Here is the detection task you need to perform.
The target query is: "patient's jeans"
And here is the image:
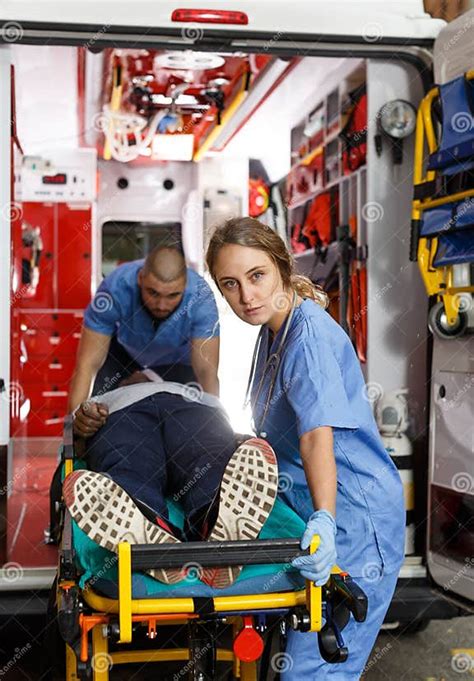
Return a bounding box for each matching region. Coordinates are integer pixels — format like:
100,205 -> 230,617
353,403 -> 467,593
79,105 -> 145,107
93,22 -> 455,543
86,393 -> 237,539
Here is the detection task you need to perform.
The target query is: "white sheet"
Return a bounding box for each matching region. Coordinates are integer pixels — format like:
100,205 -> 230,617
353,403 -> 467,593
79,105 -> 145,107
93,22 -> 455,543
89,380 -> 227,416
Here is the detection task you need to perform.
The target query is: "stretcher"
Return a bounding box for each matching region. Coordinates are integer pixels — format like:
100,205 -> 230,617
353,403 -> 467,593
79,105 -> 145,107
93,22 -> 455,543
54,418 -> 368,680
410,69 -> 474,338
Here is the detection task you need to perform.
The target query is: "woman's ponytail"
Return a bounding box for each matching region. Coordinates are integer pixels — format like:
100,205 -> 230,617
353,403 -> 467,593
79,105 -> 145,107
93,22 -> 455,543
290,274 -> 329,309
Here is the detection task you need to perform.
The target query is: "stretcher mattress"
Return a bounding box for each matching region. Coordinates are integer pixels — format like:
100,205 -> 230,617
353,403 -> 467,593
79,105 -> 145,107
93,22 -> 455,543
71,476 -> 306,598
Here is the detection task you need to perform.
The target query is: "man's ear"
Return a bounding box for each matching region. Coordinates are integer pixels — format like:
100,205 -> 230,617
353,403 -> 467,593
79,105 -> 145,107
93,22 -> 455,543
137,268 -> 143,286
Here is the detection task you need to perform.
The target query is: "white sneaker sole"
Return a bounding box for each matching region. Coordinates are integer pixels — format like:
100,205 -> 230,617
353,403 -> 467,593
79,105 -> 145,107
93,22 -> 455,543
62,470 -> 184,585
202,438 -> 278,588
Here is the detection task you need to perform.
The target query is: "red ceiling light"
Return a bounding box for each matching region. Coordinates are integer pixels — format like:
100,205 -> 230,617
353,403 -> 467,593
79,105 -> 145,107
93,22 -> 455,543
171,9 -> 248,25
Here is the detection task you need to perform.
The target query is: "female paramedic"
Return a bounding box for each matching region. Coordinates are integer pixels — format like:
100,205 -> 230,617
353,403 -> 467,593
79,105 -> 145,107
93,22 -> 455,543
206,217 -> 406,679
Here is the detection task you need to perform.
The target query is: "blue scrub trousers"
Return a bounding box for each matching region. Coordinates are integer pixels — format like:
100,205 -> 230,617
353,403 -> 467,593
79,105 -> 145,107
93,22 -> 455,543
85,393 -> 237,538
282,568 -> 400,680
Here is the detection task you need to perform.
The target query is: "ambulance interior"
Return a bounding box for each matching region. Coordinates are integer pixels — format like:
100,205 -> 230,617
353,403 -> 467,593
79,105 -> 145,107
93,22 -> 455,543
4,40 -> 466,601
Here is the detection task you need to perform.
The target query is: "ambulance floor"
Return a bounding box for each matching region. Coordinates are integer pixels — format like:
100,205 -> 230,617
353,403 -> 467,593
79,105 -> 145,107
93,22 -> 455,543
6,438 -> 58,568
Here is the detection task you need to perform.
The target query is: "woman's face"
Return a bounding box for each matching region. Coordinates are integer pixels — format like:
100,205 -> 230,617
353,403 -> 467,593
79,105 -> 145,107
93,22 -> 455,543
213,244 -> 287,326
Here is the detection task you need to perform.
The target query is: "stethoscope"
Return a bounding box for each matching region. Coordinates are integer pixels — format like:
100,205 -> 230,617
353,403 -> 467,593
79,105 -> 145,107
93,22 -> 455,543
244,290 -> 298,437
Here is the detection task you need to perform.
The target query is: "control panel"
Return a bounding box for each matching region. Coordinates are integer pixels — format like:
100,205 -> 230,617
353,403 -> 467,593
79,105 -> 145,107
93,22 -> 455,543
21,148 -> 97,202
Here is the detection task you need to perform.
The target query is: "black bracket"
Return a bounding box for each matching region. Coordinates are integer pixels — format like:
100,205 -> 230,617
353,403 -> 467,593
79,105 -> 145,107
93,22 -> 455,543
318,573 -> 368,663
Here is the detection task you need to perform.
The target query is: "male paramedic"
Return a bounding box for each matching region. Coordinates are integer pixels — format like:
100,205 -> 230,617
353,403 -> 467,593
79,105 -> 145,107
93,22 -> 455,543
68,244 -> 220,437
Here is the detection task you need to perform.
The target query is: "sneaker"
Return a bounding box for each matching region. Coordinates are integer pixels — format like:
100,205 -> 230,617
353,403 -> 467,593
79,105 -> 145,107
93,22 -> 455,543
62,470 -> 184,585
200,438 -> 278,589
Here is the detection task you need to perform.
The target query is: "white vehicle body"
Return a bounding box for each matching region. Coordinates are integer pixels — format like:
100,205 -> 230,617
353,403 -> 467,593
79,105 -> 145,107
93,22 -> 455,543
0,1 -> 471,625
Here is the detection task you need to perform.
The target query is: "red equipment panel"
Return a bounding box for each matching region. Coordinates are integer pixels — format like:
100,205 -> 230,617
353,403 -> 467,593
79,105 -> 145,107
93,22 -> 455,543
20,355 -> 78,386
11,208 -> 87,436
19,311 -> 83,335
18,202 -> 56,309
57,203 -> 93,308
21,408 -> 67,438
21,326 -> 81,357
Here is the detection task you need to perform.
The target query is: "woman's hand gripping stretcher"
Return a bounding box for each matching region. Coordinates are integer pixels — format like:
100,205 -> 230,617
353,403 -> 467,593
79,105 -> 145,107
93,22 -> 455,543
291,509 -> 337,586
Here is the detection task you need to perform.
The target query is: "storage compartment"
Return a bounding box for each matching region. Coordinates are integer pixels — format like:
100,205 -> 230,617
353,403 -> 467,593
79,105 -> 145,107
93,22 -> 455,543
57,203 -> 93,308
19,311 -> 83,335
19,354 -> 78,385
21,327 -> 81,357
18,202 -> 56,309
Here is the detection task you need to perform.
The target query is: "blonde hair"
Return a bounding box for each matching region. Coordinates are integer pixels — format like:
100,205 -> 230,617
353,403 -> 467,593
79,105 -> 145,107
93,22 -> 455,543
206,217 -> 329,308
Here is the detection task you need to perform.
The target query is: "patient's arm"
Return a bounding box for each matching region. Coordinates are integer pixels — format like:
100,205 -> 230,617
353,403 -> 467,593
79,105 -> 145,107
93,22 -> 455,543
73,401 -> 109,439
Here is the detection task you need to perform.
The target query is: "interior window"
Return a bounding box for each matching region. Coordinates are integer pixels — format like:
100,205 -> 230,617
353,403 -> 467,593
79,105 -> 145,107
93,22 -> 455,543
101,220 -> 182,276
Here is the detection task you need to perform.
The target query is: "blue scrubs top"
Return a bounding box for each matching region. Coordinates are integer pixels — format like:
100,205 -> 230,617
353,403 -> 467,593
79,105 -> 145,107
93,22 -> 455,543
84,260 -> 219,367
251,299 -> 405,577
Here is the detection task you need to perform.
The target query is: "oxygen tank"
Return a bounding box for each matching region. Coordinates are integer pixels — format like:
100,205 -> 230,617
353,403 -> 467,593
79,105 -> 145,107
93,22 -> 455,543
376,388 -> 415,555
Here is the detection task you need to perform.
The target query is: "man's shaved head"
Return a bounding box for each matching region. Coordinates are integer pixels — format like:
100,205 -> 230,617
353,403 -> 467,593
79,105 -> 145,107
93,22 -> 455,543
138,246 -> 187,320
143,245 -> 186,283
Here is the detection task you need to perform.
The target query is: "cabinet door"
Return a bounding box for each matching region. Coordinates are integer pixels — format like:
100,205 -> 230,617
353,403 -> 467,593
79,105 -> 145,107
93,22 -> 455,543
57,203 -> 92,308
18,202 -> 56,309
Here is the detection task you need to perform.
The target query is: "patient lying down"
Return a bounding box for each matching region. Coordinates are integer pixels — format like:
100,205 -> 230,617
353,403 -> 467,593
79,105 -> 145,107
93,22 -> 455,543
63,379 -> 278,589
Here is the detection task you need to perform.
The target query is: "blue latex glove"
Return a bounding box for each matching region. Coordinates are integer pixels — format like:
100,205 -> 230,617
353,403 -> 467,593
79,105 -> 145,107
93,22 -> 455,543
291,509 -> 337,586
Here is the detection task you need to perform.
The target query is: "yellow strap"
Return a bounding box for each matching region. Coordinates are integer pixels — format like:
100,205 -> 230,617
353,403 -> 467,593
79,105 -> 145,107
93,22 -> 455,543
103,65 -> 123,161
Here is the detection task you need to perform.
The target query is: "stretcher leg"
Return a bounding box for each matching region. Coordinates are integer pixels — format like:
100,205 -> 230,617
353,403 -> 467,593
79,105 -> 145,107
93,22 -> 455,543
240,661 -> 258,681
92,624 -> 110,681
66,643 -> 79,680
232,617 -> 241,679
189,620 -> 217,680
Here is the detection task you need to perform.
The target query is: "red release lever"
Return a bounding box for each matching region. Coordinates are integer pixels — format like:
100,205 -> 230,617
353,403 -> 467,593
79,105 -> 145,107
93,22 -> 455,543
233,616 -> 264,662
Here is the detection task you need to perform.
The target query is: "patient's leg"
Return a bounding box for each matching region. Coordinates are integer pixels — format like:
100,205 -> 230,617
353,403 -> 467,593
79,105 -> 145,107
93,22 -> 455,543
158,393 -> 237,538
86,395 -> 170,523
63,469 -> 184,584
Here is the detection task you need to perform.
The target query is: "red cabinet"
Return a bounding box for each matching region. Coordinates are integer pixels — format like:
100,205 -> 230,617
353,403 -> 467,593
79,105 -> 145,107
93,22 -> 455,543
57,203 -> 92,308
13,202 -> 92,310
10,201 -> 92,436
16,202 -> 56,309
12,310 -> 83,436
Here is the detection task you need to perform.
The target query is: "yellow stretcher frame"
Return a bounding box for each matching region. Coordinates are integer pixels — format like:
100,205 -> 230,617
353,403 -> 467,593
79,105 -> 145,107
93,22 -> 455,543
60,533 -> 336,681
58,418 -> 361,681
411,69 -> 474,328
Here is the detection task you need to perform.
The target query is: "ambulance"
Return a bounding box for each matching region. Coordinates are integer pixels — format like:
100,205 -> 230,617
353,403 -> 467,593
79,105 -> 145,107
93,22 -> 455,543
0,0 -> 472,635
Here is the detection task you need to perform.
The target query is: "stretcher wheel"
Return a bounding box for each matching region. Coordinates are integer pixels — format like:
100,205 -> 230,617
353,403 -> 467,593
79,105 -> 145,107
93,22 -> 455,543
428,301 -> 468,339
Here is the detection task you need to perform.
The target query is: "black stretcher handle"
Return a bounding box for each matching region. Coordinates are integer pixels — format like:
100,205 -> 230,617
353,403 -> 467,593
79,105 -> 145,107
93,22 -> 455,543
332,574 -> 368,622
130,538 -> 305,569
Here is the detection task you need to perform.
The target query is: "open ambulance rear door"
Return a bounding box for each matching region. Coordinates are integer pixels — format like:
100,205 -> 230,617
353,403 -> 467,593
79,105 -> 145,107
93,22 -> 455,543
421,9 -> 474,608
0,1 -> 470,630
